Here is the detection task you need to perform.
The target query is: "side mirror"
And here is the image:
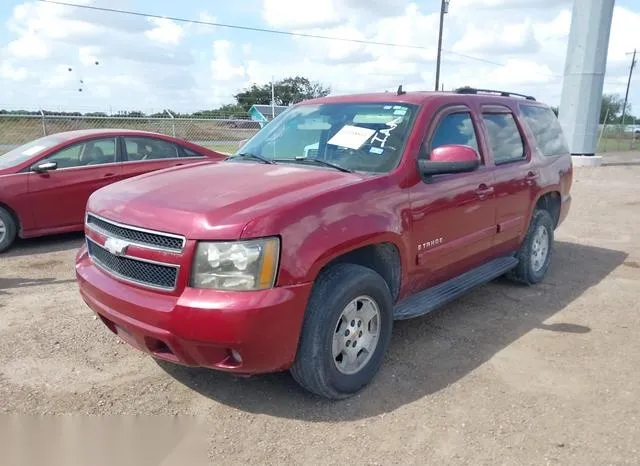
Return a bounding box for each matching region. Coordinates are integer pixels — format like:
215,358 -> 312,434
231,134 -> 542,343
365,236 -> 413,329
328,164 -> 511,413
419,145 -> 480,177
33,161 -> 58,173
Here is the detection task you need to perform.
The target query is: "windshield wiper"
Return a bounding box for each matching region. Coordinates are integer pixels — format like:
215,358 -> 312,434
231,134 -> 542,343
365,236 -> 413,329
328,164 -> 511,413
290,156 -> 354,173
229,152 -> 276,165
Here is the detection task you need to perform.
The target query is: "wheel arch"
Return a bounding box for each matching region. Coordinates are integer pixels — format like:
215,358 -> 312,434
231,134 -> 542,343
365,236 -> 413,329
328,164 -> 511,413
533,190 -> 561,228
0,201 -> 21,236
307,235 -> 405,304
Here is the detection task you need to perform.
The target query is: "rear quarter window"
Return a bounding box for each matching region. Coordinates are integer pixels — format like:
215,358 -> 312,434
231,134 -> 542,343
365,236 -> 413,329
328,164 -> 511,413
481,113 -> 525,164
519,105 -> 570,157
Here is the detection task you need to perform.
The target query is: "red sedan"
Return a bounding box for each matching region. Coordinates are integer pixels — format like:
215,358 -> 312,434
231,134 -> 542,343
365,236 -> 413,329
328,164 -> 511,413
0,129 -> 226,252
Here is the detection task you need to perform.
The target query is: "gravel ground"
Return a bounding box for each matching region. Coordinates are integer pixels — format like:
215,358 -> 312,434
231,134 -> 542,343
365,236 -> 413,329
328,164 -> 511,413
1,161 -> 640,465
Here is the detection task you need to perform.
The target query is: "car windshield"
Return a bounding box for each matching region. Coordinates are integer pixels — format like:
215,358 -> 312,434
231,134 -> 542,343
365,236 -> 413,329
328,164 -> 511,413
231,102 -> 419,173
0,134 -> 66,169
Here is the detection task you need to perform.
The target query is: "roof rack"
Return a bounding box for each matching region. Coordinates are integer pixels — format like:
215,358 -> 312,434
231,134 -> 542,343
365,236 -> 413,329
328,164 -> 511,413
455,87 -> 536,101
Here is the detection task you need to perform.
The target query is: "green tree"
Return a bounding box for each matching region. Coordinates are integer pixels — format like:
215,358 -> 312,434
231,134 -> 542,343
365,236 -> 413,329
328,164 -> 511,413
234,76 -> 331,111
192,104 -> 246,119
600,93 -> 632,124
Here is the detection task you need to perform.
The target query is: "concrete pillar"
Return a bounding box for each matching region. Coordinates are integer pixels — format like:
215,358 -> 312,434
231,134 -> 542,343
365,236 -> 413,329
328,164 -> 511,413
558,0 -> 615,167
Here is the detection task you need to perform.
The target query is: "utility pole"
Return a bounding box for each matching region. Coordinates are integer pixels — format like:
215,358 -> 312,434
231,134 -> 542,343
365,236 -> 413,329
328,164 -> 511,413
434,0 -> 450,91
621,49 -> 636,128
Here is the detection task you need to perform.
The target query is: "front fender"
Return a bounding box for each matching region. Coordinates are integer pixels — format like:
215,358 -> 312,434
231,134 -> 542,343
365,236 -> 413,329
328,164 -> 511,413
239,174 -> 412,287
302,229 -> 409,286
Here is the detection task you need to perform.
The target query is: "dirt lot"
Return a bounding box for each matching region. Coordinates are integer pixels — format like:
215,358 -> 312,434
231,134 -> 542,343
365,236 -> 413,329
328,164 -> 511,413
1,158 -> 640,465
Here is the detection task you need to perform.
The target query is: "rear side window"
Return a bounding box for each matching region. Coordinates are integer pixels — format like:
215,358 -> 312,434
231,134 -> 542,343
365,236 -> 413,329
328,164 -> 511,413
181,147 -> 204,157
482,113 -> 525,164
430,112 -> 479,154
123,137 -> 178,161
520,105 -> 570,157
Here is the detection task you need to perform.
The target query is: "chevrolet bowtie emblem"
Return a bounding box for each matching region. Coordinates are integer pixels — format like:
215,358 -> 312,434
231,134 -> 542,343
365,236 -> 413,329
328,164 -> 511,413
104,237 -> 129,256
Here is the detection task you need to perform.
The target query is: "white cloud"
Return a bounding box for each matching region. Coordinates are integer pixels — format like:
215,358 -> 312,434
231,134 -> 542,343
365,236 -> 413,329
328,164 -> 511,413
262,0 -> 344,28
145,18 -> 184,45
211,40 -> 245,81
606,6 -> 640,64
0,61 -> 28,81
453,20 -> 540,55
0,0 -> 638,115
262,0 -> 412,29
78,46 -> 99,66
7,34 -> 50,60
0,0 -> 201,111
454,0 -> 572,9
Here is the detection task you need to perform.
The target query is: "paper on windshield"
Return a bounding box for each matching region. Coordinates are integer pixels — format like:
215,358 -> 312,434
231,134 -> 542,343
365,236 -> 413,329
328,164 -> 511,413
21,145 -> 47,156
327,125 -> 376,150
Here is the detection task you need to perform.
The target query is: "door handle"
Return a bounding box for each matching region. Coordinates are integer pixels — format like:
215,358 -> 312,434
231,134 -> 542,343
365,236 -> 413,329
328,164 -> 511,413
174,163 -> 184,167
475,184 -> 494,197
103,173 -> 115,178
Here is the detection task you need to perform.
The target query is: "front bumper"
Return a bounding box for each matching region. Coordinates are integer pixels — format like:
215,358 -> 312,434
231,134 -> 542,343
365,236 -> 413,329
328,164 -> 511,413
75,245 -> 312,374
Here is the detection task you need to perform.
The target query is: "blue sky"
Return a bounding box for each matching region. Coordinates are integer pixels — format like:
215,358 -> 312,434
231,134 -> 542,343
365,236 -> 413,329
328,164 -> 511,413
1,0 -> 638,114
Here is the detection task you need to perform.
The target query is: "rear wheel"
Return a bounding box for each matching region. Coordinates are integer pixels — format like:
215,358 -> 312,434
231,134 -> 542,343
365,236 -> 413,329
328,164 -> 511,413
0,207 -> 17,253
290,263 -> 393,400
507,209 -> 554,285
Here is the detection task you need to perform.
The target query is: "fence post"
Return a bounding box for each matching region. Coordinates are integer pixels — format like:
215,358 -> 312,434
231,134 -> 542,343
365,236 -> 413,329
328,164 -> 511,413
40,110 -> 47,136
165,109 -> 176,137
597,107 -> 609,152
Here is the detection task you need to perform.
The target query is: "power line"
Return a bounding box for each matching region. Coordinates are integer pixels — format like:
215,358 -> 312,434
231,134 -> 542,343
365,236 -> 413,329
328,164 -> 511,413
38,0 -> 561,78
38,0 -> 434,51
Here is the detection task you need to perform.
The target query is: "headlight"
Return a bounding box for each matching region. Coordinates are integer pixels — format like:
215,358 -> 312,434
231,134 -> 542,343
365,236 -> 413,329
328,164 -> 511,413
191,237 -> 280,291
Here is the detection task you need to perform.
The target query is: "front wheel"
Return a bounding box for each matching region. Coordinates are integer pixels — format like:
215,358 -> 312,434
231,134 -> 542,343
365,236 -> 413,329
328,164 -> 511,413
290,263 -> 393,400
0,207 -> 17,253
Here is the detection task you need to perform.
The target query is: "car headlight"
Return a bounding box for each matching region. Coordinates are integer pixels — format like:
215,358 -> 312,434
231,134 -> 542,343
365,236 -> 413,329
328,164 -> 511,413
191,237 -> 280,291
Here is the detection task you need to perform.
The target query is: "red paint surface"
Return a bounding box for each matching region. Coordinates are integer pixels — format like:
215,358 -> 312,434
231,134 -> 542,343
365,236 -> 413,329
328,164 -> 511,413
76,92 -> 573,374
0,129 -> 225,239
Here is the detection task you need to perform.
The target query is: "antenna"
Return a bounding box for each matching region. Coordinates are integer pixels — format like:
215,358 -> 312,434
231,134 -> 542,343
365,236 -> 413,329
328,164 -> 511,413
397,85 -> 406,96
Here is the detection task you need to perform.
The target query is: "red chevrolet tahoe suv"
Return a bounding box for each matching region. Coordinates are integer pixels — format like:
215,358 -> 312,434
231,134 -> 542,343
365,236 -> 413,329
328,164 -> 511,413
75,88 -> 573,400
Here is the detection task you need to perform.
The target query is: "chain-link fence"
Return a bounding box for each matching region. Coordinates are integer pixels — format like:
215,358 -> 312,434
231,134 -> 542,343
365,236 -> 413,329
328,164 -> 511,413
0,113 -> 263,155
596,124 -> 640,153
3,112 -> 639,156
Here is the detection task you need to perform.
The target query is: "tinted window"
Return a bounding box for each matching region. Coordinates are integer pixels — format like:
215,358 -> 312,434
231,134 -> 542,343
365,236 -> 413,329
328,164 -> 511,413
124,137 -> 178,161
430,112 -> 479,154
42,138 -> 117,168
520,105 -> 570,156
181,147 -> 204,157
482,113 -> 525,164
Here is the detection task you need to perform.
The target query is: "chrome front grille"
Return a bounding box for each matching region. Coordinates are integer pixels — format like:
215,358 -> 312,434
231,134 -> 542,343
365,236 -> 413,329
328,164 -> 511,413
87,239 -> 179,291
86,213 -> 185,253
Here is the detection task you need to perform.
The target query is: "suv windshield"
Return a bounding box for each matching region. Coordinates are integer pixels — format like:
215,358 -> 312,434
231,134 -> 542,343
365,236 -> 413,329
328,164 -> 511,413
0,134 -> 66,169
232,102 -> 419,173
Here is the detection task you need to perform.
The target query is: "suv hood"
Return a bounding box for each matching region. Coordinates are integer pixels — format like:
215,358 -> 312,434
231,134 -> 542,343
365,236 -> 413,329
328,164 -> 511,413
87,161 -> 363,239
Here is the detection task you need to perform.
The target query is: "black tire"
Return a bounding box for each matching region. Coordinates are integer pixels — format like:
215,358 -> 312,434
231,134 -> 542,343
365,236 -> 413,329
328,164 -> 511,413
507,209 -> 554,285
290,263 -> 393,400
0,207 -> 17,253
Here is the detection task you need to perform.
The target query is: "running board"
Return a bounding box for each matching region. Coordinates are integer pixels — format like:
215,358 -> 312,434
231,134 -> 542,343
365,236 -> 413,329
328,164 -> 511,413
393,256 -> 519,320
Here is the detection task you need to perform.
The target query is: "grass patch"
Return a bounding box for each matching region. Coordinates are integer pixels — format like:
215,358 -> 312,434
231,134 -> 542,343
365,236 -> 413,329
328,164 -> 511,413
203,143 -> 239,155
0,116 -> 260,146
597,137 -> 639,153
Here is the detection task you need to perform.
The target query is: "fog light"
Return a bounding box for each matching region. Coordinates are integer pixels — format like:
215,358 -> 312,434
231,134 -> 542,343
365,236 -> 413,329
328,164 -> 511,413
231,349 -> 243,363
